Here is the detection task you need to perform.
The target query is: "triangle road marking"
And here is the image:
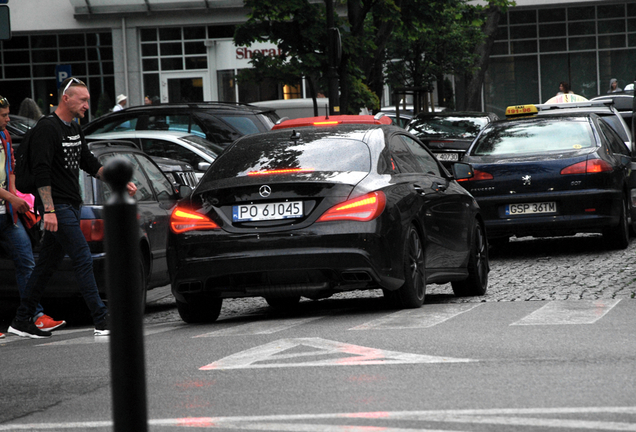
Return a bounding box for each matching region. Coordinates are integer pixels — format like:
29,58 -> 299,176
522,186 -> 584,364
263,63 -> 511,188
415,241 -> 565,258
199,337 -> 476,370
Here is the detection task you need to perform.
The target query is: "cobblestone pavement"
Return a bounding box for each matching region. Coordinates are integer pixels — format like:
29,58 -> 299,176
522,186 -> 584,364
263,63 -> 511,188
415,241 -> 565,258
144,233 -> 636,325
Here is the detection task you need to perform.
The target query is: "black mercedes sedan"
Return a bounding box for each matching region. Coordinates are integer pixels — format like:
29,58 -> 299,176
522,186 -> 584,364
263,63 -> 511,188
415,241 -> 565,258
460,111 -> 633,249
167,124 -> 489,323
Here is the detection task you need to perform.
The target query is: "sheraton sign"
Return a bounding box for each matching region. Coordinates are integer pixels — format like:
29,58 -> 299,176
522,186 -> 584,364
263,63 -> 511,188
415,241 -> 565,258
236,47 -> 284,60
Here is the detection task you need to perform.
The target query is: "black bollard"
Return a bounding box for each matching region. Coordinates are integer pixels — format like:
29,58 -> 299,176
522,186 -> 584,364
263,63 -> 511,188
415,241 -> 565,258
103,158 -> 148,432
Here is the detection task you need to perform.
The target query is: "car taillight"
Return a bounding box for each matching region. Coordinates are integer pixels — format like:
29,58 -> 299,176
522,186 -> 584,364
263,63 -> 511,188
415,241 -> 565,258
457,169 -> 493,182
80,219 -> 105,242
561,158 -> 613,175
317,191 -> 386,222
170,207 -> 219,234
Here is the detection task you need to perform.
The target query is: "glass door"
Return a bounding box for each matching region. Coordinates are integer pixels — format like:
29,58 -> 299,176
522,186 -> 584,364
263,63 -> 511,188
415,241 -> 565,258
160,72 -> 210,103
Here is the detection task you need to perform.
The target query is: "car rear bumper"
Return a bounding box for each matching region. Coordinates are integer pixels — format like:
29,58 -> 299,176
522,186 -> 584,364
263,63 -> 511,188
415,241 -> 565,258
474,189 -> 622,238
168,229 -> 403,301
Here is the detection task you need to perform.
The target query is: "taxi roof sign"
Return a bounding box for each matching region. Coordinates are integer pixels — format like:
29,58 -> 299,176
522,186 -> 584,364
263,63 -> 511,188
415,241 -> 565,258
505,105 -> 538,118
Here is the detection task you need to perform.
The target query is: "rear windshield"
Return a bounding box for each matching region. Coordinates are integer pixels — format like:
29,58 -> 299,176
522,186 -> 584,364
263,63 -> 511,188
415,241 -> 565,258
408,116 -> 490,138
471,119 -> 596,156
205,137 -> 371,181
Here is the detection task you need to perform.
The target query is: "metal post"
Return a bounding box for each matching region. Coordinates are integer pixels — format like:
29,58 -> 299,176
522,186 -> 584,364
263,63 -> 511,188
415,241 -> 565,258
103,158 -> 148,432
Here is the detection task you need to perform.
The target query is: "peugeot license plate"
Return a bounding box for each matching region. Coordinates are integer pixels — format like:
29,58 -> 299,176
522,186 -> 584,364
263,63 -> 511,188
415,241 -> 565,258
505,202 -> 557,216
233,201 -> 303,222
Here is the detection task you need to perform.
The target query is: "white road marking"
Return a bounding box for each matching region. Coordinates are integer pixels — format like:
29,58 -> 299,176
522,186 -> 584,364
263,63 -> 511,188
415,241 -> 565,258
350,303 -> 482,330
194,317 -> 323,338
35,323 -> 182,346
199,337 -> 475,370
511,299 -> 621,326
3,406 -> 636,430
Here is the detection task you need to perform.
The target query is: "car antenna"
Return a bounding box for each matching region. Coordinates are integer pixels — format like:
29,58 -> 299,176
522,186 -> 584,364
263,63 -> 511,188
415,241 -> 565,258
290,130 -> 301,140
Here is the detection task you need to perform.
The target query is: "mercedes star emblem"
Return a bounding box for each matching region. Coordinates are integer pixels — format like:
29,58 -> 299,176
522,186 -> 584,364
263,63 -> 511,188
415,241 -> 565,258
259,185 -> 272,198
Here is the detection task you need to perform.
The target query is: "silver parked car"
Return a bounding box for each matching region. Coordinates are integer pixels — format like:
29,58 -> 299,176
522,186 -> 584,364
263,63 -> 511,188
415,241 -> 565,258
86,130 -> 221,182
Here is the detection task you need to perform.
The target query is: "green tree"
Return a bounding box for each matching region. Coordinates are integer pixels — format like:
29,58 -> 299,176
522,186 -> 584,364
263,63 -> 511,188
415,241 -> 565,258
235,0 -> 513,114
383,0 -> 485,111
235,0 -> 384,115
458,0 -> 515,111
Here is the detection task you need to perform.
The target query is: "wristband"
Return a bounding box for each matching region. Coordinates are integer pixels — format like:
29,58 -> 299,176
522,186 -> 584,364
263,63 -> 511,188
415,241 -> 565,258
44,210 -> 56,214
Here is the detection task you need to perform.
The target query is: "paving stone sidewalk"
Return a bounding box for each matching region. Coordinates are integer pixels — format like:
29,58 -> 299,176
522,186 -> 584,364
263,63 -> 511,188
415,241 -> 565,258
145,234 -> 636,324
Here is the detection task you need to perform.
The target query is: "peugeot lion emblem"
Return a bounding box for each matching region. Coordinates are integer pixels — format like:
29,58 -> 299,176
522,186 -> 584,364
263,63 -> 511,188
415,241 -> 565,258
522,175 -> 531,186
259,185 -> 272,198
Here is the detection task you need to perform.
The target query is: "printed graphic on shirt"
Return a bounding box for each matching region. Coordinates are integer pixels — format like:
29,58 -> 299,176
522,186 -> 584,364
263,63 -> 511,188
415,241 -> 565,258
62,134 -> 82,170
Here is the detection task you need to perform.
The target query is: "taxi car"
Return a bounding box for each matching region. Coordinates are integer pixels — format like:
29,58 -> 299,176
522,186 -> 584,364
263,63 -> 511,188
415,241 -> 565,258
167,123 -> 489,323
459,104 -> 633,249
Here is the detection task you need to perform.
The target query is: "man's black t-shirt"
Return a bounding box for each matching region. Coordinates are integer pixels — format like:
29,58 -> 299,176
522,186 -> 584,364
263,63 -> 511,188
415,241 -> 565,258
30,113 -> 102,207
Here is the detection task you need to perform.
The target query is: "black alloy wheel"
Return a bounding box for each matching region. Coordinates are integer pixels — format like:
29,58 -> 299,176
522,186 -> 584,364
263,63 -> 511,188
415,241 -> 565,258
384,224 -> 426,308
452,221 -> 489,296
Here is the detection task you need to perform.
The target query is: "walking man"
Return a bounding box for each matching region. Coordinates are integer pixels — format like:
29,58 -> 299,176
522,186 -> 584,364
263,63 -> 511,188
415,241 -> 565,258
0,95 -> 66,336
8,78 -> 136,338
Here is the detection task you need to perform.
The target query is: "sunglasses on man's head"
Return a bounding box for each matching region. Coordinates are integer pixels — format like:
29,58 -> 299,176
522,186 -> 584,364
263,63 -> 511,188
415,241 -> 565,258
62,77 -> 86,96
0,97 -> 9,108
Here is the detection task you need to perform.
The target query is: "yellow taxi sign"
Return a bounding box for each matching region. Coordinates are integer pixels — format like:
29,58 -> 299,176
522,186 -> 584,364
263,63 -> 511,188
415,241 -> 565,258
505,105 -> 538,117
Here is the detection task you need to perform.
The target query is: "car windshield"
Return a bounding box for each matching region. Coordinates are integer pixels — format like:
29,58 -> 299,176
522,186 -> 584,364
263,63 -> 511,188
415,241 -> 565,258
408,116 -> 489,138
205,137 -> 371,181
471,118 -> 596,157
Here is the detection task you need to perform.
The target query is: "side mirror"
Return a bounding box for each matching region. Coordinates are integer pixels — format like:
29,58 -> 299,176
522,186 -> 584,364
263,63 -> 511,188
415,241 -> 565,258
197,162 -> 211,172
178,184 -> 192,199
452,162 -> 474,181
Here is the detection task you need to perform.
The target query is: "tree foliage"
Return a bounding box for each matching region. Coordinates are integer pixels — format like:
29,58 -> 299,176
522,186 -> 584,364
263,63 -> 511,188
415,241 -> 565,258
235,0 -> 514,114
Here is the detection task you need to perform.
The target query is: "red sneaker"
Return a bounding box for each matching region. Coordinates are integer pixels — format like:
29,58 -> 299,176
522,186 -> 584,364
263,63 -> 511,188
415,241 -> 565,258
35,314 -> 67,332
0,332 -> 5,338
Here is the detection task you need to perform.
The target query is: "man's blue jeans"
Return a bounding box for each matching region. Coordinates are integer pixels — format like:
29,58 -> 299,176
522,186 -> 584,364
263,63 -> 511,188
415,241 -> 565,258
16,204 -> 108,325
0,212 -> 43,317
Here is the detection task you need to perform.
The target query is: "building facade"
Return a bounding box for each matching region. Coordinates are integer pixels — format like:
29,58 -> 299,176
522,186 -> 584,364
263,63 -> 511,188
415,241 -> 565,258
0,0 -> 633,120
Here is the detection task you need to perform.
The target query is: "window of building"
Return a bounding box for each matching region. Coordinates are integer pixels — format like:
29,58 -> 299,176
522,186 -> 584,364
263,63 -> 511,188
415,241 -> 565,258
0,31 -> 114,120
486,2 -> 635,118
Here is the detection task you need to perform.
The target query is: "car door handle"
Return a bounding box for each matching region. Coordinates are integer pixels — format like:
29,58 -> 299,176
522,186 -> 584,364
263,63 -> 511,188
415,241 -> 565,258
413,185 -> 426,196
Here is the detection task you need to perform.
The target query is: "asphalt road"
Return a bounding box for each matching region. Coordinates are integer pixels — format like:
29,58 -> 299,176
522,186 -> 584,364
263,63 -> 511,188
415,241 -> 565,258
1,233 -> 635,431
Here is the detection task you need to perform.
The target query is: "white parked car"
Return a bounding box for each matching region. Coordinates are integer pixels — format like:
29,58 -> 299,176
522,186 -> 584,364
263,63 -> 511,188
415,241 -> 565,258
86,130 -> 221,182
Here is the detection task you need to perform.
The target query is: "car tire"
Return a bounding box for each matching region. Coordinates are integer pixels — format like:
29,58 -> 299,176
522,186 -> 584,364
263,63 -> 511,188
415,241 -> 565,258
603,197 -> 629,250
452,222 -> 489,297
265,296 -> 301,310
384,224 -> 426,309
176,295 -> 223,323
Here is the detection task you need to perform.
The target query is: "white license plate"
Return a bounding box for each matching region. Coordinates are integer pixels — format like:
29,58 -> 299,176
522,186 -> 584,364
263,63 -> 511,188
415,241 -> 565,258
233,201 -> 303,222
505,202 -> 557,216
435,153 -> 459,161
